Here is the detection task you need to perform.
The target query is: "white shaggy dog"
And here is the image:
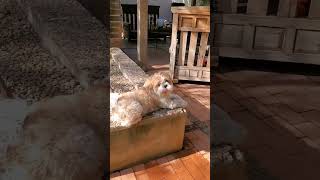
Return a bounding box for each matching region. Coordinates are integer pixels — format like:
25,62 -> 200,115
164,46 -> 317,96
110,72 -> 187,128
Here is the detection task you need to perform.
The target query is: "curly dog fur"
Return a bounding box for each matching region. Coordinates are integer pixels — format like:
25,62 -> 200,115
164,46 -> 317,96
111,72 -> 187,127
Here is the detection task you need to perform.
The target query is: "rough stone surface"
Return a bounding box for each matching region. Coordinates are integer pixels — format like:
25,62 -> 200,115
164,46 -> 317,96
110,58 -> 135,93
17,0 -> 107,88
111,48 -> 148,88
0,1 -> 108,177
0,0 -> 80,103
110,108 -> 186,132
213,145 -> 245,164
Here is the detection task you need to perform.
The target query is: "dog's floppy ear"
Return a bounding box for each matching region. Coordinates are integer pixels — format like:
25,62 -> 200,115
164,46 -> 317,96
143,71 -> 173,88
143,74 -> 156,88
159,71 -> 172,78
143,72 -> 163,88
158,71 -> 173,84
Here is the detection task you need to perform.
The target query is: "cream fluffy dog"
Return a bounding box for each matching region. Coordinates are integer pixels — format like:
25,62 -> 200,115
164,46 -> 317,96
111,72 -> 187,127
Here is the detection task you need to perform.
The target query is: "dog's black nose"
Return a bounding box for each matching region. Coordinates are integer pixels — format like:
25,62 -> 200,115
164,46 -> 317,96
163,84 -> 167,88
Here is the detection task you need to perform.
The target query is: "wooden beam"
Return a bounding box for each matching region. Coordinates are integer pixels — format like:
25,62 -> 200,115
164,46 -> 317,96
169,13 -> 179,80
137,0 -> 148,69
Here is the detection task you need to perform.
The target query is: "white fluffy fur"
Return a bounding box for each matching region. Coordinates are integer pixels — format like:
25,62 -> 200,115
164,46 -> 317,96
110,72 -> 187,128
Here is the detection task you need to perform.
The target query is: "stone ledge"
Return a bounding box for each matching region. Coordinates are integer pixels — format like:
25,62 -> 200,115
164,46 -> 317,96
16,0 -> 107,88
110,108 -> 186,132
110,47 -> 148,88
110,108 -> 187,172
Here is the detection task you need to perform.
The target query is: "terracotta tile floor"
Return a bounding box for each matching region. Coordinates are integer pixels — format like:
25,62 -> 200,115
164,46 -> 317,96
111,40 -> 210,179
215,59 -> 320,180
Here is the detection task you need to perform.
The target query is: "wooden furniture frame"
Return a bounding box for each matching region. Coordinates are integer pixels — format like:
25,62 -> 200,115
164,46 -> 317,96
169,6 -> 210,82
121,4 -> 171,40
215,0 -> 320,65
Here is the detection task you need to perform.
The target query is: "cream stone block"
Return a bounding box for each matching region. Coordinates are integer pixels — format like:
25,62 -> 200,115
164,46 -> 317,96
110,108 -> 187,172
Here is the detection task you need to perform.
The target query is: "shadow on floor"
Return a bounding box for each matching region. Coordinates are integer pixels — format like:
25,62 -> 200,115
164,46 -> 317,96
121,39 -> 170,70
215,57 -> 320,180
217,57 -> 320,76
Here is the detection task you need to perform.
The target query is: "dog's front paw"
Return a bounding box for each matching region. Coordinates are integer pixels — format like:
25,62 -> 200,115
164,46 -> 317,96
171,95 -> 188,108
167,99 -> 188,109
174,100 -> 188,108
168,103 -> 176,109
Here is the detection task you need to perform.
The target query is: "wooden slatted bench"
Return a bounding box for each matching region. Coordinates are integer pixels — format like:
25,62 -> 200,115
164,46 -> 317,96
169,6 -> 211,82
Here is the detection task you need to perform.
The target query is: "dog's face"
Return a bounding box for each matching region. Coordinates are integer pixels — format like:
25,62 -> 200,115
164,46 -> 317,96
143,72 -> 173,97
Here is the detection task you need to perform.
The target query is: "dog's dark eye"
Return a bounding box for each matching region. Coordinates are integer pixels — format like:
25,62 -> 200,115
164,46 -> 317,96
165,79 -> 172,85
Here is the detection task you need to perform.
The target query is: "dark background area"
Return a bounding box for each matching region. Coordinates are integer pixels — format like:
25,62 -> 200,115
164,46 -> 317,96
77,0 -> 108,27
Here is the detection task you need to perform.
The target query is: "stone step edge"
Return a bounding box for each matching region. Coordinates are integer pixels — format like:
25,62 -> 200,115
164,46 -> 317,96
15,0 -> 90,89
110,47 -> 148,88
